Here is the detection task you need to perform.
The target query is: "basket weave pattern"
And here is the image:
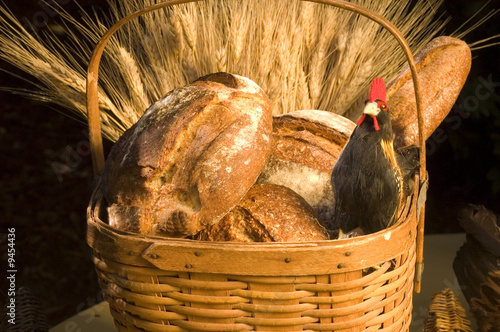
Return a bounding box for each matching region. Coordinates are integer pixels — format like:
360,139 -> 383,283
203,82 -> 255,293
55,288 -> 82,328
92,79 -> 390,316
424,288 -> 473,332
88,184 -> 418,331
94,255 -> 415,331
1,287 -> 49,332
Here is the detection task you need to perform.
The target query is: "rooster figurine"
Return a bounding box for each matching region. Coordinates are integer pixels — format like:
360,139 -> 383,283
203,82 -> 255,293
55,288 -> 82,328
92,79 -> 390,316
331,78 -> 404,236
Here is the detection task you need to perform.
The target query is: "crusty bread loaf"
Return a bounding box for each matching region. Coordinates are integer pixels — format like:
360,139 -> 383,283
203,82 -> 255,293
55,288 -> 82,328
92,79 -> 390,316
387,36 -> 471,147
102,73 -> 273,237
257,110 -> 355,222
197,184 -> 329,242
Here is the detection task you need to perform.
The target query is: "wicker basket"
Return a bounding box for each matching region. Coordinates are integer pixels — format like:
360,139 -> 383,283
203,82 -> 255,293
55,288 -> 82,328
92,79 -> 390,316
86,1 -> 428,331
424,288 -> 473,332
0,287 -> 49,332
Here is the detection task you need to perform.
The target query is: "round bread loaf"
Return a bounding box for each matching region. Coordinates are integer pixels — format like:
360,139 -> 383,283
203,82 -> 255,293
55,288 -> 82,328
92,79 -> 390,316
197,184 -> 329,242
102,72 -> 273,237
257,110 -> 355,223
387,36 -> 471,147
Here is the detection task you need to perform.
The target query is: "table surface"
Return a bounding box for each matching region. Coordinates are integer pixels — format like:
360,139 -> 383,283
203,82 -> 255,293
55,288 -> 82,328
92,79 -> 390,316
50,233 -> 475,332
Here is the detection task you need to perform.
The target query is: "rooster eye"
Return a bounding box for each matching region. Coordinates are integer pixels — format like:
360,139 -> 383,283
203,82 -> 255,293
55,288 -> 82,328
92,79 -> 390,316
380,103 -> 387,111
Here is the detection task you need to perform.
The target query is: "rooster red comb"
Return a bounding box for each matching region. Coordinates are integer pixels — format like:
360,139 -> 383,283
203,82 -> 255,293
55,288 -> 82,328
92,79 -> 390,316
369,77 -> 386,102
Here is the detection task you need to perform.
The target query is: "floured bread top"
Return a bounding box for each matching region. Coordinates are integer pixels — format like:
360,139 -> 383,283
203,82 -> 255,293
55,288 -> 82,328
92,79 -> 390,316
102,72 -> 273,237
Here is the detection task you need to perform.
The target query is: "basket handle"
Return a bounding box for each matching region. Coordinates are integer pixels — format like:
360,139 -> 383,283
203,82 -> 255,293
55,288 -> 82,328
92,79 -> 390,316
86,0 -> 427,292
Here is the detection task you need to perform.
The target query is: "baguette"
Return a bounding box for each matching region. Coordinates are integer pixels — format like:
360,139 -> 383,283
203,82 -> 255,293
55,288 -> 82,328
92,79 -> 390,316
387,36 -> 471,147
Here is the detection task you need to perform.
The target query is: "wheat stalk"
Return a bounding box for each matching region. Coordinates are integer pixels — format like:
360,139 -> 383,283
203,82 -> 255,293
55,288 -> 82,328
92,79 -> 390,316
295,55 -> 313,111
300,2 -> 317,55
0,0 -> 467,142
117,46 -> 149,114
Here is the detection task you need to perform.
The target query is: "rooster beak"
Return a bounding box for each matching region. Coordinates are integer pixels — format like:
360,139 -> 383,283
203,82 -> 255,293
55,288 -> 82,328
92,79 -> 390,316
363,101 -> 380,116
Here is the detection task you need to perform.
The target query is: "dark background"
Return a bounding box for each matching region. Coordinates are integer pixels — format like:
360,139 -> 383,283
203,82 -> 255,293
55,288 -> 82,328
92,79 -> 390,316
0,0 -> 499,328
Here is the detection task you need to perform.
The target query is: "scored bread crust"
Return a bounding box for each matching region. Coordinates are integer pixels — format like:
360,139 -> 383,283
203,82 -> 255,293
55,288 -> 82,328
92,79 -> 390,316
271,110 -> 355,173
102,73 -> 273,236
258,110 -> 355,223
197,184 -> 329,242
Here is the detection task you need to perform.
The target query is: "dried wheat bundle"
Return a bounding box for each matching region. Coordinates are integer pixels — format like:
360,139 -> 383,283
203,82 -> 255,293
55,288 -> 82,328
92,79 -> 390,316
0,0 -> 453,141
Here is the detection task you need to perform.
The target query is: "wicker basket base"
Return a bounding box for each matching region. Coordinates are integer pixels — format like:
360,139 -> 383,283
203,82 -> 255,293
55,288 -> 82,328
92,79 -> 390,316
95,252 -> 415,332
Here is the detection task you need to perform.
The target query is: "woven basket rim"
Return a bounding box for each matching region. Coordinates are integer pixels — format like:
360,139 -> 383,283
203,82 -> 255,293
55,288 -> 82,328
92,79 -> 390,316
87,175 -> 418,276
89,178 -> 416,245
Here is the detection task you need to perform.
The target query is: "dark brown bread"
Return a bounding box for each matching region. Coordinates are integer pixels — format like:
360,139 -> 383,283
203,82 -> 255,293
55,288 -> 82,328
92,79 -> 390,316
258,110 -> 355,222
197,184 -> 329,242
102,73 -> 273,237
387,36 -> 471,147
